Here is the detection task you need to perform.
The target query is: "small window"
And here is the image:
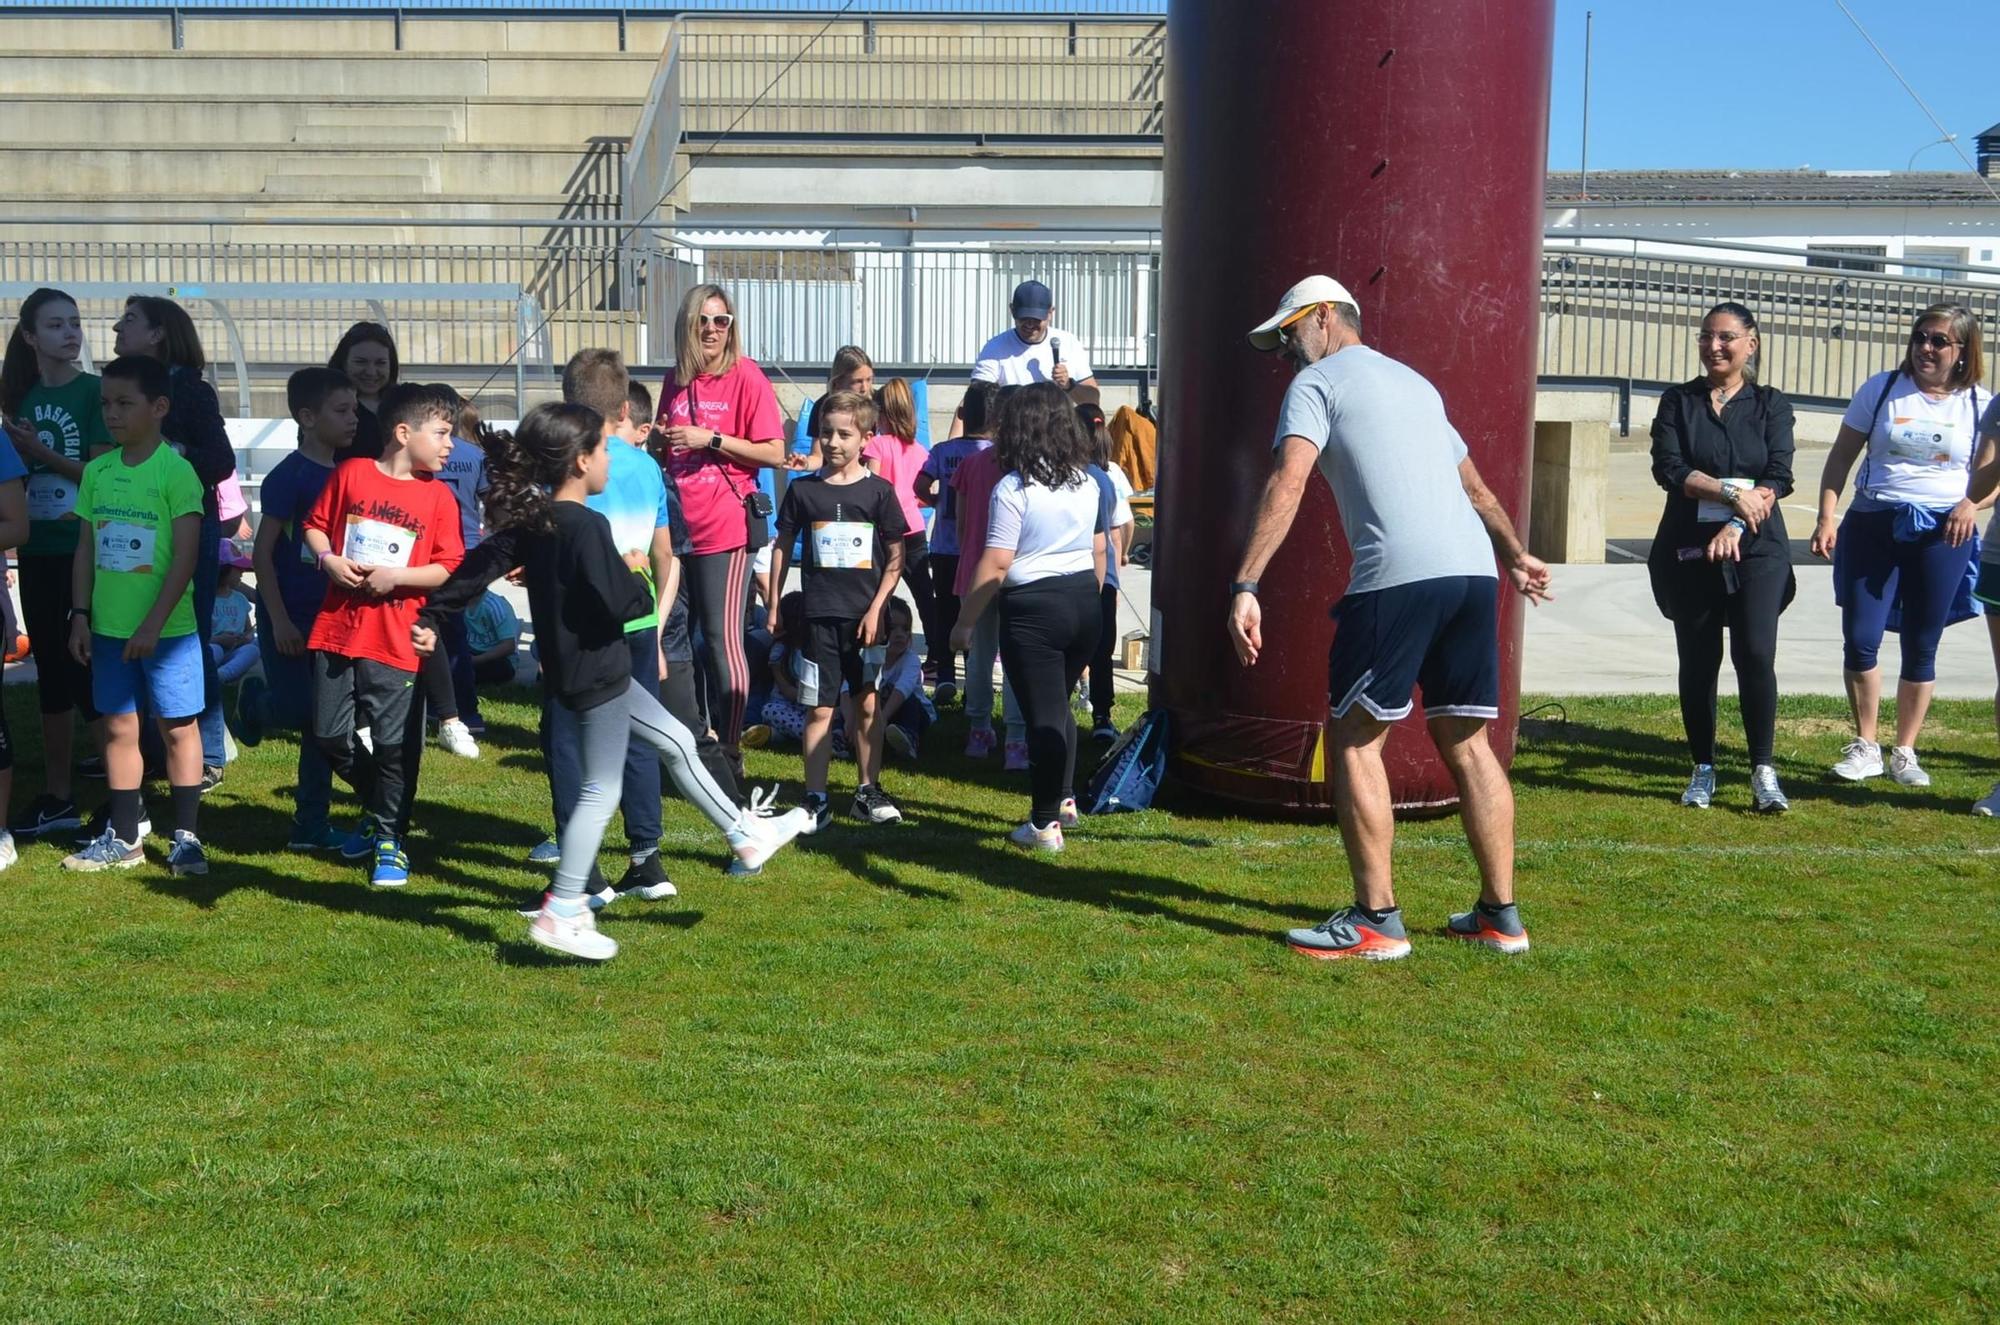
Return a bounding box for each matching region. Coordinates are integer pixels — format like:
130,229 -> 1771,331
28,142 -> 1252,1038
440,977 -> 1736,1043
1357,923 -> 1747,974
1806,244 -> 1888,274
1901,246 -> 1964,280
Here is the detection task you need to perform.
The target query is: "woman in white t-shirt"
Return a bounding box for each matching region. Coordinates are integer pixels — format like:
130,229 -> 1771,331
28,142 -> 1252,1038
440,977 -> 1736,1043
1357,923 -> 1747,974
949,382 -> 1106,852
1812,303 -> 1993,788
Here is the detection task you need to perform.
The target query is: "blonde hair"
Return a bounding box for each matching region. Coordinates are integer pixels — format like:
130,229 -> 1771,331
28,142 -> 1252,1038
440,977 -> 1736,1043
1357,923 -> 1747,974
674,284 -> 740,383
877,377 -> 917,443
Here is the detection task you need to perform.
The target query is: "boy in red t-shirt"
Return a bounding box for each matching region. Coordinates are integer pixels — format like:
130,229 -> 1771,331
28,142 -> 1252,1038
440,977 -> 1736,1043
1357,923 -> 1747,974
301,383 -> 465,886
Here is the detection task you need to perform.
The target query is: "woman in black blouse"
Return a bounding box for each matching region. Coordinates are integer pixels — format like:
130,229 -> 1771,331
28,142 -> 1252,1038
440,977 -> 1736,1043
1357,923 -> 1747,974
1647,301 -> 1797,812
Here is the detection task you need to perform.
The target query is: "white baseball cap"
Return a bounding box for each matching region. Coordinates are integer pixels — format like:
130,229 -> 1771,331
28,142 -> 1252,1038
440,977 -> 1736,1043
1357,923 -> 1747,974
1247,275 -> 1360,352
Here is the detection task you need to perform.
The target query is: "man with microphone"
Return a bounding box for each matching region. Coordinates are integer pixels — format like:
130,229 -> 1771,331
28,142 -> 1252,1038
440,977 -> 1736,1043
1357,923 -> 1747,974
972,280 -> 1099,392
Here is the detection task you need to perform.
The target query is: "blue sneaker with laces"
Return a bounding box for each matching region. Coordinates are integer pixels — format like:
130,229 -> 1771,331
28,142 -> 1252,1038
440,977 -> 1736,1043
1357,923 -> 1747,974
341,816 -> 378,860
371,836 -> 410,888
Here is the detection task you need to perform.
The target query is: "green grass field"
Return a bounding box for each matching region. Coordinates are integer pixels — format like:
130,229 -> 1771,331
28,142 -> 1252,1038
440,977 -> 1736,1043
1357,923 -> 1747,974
1,687 -> 1995,1322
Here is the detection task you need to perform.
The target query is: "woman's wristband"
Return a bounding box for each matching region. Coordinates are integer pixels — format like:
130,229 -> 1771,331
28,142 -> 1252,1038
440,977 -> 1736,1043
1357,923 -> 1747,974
1727,517 -> 1748,534
316,548 -> 332,565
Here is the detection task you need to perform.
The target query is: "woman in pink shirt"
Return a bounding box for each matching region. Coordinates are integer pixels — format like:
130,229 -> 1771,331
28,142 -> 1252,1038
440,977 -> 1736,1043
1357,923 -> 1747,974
863,378 -> 944,689
651,284 -> 787,771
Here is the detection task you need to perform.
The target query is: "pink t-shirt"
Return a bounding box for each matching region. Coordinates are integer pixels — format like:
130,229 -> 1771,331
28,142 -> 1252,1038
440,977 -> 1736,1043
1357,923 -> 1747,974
949,445 -> 1006,597
862,432 -> 930,536
656,357 -> 784,556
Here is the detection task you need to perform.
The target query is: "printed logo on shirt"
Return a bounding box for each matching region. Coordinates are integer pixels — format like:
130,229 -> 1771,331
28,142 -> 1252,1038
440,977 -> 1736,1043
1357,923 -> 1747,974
812,519 -> 875,570
31,402 -> 82,460
343,514 -> 416,568
1884,416 -> 1965,467
95,520 -> 156,574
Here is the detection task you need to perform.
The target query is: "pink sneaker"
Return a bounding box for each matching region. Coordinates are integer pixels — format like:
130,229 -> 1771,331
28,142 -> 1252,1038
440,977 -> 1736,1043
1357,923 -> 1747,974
964,728 -> 997,759
1057,797 -> 1080,829
1003,740 -> 1030,772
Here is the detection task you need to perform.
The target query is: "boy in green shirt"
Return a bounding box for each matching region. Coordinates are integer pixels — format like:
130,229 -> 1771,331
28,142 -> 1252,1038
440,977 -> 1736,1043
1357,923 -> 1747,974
61,356 -> 208,876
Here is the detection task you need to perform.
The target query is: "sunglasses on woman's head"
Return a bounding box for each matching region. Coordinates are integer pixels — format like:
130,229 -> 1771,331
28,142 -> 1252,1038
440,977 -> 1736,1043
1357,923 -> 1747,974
1912,331 -> 1959,350
699,313 -> 734,330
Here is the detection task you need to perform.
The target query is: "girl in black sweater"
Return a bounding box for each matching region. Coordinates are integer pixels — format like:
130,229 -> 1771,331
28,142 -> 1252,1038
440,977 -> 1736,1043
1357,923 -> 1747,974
418,403 -> 810,962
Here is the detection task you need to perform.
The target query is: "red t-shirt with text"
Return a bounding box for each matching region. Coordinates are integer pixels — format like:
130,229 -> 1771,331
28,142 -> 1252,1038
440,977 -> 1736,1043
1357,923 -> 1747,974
304,457 -> 465,672
656,357 -> 784,556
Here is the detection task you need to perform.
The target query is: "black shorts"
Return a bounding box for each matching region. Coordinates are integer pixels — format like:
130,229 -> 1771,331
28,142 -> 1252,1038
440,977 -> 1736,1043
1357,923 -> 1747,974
799,617 -> 867,709
1328,575 -> 1500,723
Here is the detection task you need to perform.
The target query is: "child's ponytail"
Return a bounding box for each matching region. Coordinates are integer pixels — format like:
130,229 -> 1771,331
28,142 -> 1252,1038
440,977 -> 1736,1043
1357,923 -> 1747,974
482,401 -> 603,536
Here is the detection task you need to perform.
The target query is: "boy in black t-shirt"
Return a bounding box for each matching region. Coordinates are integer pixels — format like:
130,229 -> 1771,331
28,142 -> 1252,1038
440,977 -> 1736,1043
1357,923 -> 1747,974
770,390 -> 906,829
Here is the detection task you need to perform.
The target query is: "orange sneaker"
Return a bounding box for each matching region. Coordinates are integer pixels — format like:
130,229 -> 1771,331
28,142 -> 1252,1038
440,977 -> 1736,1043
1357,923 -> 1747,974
4,634 -> 27,664
1286,907 -> 1411,961
1446,902 -> 1530,954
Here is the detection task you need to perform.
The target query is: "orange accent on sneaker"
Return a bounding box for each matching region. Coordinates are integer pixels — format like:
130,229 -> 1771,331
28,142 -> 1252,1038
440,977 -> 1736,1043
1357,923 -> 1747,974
1288,928 -> 1412,961
1451,921 -> 1531,954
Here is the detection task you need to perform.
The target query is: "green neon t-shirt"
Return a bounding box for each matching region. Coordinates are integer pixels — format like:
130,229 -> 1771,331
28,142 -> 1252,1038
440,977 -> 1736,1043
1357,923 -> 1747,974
74,443 -> 205,639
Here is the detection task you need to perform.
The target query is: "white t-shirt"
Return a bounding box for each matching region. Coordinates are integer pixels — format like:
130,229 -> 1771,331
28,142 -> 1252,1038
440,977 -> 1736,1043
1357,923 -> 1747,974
1107,462 -> 1135,528
987,470 -> 1103,585
970,327 -> 1095,387
1843,371 -> 1985,509
1274,345 -> 1495,594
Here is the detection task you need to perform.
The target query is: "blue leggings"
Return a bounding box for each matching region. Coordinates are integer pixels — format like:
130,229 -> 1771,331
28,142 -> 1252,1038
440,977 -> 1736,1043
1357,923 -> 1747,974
1839,507 -> 1975,682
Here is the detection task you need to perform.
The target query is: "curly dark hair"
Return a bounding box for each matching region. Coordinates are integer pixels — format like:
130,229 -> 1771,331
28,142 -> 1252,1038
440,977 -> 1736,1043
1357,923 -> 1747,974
483,401 -> 605,535
995,380 -> 1090,489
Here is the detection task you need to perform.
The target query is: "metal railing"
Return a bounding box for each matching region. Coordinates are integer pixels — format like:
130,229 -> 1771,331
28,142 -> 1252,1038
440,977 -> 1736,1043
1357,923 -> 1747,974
1542,234 -> 2000,402
11,224 -> 2000,411
677,27 -> 1165,138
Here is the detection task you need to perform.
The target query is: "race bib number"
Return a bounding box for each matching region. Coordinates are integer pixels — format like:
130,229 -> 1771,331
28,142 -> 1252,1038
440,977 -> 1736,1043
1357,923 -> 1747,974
1696,478 -> 1755,523
343,515 -> 416,569
793,653 -> 823,709
27,473 -> 77,522
96,520 -> 156,574
1883,417 -> 1966,468
812,519 -> 874,570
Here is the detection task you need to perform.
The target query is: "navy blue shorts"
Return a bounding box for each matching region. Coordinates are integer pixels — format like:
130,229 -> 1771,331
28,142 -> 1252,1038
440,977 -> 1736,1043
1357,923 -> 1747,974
1328,575 -> 1501,723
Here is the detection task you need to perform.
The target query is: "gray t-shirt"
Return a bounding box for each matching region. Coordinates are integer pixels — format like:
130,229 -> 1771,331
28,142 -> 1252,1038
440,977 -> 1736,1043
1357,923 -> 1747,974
1274,345 -> 1495,593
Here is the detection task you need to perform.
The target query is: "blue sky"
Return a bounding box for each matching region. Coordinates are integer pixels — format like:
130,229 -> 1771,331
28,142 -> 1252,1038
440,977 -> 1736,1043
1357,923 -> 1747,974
1547,0 -> 1997,172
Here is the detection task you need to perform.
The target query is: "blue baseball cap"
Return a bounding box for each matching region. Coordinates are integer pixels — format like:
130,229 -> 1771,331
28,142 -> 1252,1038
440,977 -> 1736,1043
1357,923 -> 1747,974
1010,280 -> 1053,319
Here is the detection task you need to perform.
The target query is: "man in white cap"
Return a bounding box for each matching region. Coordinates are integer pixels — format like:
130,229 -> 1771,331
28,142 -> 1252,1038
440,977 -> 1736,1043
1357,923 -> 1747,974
1225,275 -> 1551,961
971,280 -> 1098,391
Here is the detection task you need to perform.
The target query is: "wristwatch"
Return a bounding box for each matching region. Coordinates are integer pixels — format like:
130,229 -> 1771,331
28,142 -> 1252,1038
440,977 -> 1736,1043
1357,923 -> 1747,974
1229,580 -> 1260,597
1719,481 -> 1744,507
708,431 -> 723,451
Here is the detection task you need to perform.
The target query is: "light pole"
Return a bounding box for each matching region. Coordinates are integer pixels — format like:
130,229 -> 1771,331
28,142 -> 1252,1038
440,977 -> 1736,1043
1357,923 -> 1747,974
1907,133 -> 1958,171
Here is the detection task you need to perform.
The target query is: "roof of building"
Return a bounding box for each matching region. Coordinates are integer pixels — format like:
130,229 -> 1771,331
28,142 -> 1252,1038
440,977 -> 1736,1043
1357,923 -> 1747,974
1545,169 -> 2000,205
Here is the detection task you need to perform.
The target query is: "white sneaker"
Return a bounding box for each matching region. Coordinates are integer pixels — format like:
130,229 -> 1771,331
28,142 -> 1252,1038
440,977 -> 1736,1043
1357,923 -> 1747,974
1888,746 -> 1930,787
1007,820 -> 1064,853
1681,764 -> 1715,809
1973,782 -> 2000,817
1057,797 -> 1081,829
528,896 -> 618,961
437,718 -> 481,760
0,830 -> 15,872
1831,739 -> 1882,781
733,806 -> 813,874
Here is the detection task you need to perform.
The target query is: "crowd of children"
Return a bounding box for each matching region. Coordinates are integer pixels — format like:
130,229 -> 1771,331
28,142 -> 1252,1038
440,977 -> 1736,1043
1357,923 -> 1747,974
0,283 -> 1143,960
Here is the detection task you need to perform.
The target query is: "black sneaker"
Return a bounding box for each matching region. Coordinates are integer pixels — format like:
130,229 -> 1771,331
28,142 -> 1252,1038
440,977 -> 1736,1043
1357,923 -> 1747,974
850,784 -> 903,825
616,852 -> 678,901
74,801 -> 151,847
77,755 -> 106,780
11,793 -> 81,837
199,765 -> 225,796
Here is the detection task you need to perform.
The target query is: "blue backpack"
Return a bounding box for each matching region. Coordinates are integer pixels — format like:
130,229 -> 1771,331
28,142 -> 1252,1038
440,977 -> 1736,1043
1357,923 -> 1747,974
1083,710 -> 1169,815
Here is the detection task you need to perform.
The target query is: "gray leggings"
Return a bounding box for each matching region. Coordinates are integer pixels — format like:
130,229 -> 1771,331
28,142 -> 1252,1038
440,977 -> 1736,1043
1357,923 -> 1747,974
555,678 -> 747,901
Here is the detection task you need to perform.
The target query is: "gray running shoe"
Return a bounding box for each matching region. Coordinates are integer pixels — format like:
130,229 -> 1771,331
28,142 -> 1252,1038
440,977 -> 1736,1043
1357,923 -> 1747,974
1750,764 -> 1789,814
1831,739 -> 1883,781
1974,782 -> 2000,818
1681,764 -> 1716,809
1446,902 -> 1531,954
1888,746 -> 1930,788
1285,906 -> 1411,961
